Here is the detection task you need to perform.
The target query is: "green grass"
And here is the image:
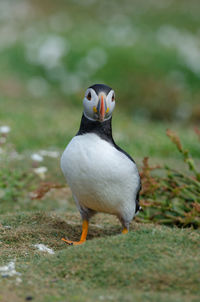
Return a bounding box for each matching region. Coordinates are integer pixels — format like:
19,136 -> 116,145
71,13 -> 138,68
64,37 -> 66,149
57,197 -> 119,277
1,0 -> 200,301
0,212 -> 200,302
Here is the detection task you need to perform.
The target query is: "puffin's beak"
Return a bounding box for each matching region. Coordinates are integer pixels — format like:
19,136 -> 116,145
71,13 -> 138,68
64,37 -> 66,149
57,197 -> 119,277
97,94 -> 107,122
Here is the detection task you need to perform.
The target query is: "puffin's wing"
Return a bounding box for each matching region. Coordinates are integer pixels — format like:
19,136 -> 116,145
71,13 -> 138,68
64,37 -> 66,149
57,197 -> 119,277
114,143 -> 142,214
113,143 -> 136,163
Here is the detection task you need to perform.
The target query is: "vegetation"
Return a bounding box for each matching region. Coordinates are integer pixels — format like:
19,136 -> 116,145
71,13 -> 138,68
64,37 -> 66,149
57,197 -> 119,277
0,0 -> 200,301
139,129 -> 200,228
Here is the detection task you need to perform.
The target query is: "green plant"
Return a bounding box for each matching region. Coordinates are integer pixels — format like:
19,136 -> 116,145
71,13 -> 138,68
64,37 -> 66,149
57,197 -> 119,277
138,129 -> 200,228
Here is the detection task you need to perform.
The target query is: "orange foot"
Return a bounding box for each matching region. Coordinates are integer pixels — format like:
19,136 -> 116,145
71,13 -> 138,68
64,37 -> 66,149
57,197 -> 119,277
122,227 -> 128,234
61,238 -> 85,245
62,220 -> 88,246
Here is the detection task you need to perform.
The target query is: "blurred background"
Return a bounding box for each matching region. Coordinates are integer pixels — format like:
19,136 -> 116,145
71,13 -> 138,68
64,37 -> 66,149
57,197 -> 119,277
0,0 -> 200,160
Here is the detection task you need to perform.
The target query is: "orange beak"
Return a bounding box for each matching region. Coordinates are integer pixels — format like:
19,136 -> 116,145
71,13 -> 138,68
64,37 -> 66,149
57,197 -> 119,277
96,94 -> 107,122
99,95 -> 105,121
96,93 -> 108,122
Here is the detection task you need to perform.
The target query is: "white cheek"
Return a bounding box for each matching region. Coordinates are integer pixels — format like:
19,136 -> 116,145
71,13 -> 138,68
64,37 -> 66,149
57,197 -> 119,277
111,101 -> 115,112
106,99 -> 115,116
83,97 -> 98,120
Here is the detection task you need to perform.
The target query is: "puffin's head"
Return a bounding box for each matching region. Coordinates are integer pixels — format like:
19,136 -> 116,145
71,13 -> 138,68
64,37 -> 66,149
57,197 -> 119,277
83,84 -> 115,122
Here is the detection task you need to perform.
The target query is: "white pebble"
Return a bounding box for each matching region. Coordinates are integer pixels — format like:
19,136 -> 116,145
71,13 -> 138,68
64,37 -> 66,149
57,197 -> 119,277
0,126 -> 10,134
34,244 -> 55,254
0,261 -> 21,277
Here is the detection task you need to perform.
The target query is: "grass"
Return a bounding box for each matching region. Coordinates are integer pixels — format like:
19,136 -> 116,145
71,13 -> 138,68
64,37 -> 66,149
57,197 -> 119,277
0,0 -> 200,301
0,212 -> 200,302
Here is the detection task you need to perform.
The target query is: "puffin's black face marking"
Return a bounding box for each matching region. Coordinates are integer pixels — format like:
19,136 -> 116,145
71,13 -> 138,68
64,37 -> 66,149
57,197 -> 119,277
87,91 -> 92,100
89,84 -> 112,96
112,92 -> 115,102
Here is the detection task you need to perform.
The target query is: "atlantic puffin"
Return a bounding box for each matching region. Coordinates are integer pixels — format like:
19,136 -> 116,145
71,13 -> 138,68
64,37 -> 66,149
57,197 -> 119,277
61,84 -> 141,245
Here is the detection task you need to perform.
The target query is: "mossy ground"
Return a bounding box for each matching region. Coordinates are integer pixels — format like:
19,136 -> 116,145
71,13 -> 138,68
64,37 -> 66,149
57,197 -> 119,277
1,0 -> 200,301
0,210 -> 200,302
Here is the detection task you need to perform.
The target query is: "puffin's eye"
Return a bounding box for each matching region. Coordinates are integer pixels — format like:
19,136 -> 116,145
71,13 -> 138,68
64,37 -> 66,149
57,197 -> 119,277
112,93 -> 115,102
87,92 -> 92,101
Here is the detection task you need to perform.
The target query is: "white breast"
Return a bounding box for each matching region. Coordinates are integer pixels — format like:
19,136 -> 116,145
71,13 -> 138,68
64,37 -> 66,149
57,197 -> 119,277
61,133 -> 140,221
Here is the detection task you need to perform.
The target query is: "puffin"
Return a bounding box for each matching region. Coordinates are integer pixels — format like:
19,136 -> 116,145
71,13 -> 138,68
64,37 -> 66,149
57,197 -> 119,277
61,84 -> 141,245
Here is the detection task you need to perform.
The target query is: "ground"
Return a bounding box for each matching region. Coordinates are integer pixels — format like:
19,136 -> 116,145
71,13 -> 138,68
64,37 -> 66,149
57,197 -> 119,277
0,211 -> 200,302
0,0 -> 200,301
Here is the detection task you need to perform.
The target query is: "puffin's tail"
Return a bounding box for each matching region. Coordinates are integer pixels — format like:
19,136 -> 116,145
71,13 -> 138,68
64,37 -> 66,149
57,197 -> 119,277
135,182 -> 142,215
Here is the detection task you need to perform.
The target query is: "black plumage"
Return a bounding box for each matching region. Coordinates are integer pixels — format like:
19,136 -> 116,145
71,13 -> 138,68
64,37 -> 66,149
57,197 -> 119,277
89,83 -> 112,95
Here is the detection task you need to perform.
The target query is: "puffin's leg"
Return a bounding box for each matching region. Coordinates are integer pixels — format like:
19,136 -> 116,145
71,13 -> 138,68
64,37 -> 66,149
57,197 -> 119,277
62,220 -> 89,245
62,206 -> 96,246
119,217 -> 130,234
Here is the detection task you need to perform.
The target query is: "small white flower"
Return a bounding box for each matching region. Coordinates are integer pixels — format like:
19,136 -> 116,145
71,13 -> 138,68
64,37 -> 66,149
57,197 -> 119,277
0,126 -> 10,134
0,261 -> 21,277
31,153 -> 43,162
157,25 -> 200,75
39,150 -> 59,158
33,166 -> 48,179
33,166 -> 47,174
38,35 -> 69,69
34,244 -> 55,254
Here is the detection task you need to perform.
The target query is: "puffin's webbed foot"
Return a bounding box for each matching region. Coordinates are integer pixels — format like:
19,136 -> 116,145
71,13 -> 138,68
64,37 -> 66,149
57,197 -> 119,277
122,227 -> 128,234
61,238 -> 86,245
62,220 -> 88,246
